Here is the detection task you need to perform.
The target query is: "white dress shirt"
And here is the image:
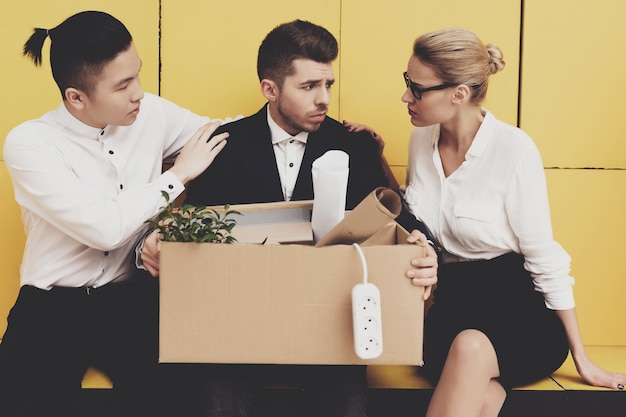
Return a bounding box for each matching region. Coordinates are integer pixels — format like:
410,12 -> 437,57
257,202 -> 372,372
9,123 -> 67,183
267,108 -> 308,201
3,93 -> 210,290
404,110 -> 575,310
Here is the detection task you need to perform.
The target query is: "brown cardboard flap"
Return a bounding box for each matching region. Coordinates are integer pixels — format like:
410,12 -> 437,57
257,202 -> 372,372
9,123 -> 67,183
362,222 -> 411,246
315,187 -> 402,247
208,200 -> 314,213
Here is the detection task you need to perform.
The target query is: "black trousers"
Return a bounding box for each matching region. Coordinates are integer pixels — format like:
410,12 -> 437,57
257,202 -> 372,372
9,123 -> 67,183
0,274 -> 181,417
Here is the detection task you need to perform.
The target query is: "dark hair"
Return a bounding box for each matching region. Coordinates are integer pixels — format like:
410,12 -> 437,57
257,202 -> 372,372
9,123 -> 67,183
257,20 -> 338,87
23,10 -> 133,98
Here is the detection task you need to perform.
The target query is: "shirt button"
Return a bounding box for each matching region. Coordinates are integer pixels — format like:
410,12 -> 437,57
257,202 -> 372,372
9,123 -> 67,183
119,184 -> 123,190
289,162 -> 294,168
108,150 -> 114,155
290,139 -> 294,144
104,251 -> 109,256
168,184 -> 174,189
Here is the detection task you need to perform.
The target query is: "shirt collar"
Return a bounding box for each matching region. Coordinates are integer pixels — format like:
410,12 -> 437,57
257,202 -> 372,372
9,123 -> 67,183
53,102 -> 109,141
465,109 -> 494,159
266,105 -> 308,145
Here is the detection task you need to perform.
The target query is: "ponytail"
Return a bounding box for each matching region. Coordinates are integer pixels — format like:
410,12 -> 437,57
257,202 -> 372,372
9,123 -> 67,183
23,27 -> 50,66
20,11 -> 132,98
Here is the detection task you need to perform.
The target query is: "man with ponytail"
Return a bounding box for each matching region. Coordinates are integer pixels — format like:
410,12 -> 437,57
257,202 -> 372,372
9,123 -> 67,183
1,10 -> 227,417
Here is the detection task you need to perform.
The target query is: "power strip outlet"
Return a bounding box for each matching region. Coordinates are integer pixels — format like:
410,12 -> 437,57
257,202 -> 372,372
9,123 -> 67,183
351,282 -> 383,359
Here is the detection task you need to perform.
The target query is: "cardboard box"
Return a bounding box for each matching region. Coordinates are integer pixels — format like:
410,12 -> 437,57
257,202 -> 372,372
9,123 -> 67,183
159,188 -> 425,365
159,222 -> 425,365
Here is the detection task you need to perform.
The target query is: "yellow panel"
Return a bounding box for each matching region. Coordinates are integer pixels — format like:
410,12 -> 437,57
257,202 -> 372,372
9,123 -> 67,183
0,0 -> 160,155
514,377 -> 563,391
160,0 -> 341,120
82,366 -> 113,389
367,365 -> 432,389
340,0 -> 521,178
0,162 -> 25,336
522,1 -> 626,168
366,364 -> 560,391
546,169 -> 626,346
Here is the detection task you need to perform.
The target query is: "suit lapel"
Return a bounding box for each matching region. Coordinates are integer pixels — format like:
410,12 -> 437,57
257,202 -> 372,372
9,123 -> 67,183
243,108 -> 286,201
291,121 -> 334,201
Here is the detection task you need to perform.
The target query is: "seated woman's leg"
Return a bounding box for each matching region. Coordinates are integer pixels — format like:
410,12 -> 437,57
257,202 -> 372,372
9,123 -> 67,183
426,329 -> 502,417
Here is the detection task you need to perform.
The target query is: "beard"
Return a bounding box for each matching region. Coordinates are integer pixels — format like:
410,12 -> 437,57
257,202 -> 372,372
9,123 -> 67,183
275,102 -> 327,134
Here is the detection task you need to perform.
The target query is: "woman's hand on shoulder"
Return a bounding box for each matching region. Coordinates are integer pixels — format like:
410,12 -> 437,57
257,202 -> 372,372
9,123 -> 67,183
343,120 -> 384,155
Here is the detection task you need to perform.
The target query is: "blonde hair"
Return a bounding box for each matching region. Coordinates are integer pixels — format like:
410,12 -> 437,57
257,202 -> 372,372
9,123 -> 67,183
412,28 -> 505,104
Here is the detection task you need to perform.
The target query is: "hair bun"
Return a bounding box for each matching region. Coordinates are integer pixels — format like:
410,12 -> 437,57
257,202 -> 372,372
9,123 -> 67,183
486,43 -> 505,74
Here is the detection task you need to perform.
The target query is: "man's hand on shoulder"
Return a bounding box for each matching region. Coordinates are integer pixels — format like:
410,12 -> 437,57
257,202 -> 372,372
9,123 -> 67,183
169,121 -> 229,184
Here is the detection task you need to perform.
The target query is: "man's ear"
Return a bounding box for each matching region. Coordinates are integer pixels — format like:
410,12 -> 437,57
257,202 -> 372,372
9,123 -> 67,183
260,79 -> 279,102
65,87 -> 87,110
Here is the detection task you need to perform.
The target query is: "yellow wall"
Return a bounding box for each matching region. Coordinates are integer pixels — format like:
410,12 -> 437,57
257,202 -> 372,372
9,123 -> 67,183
159,0 -> 341,120
522,0 -> 626,345
339,0 -> 521,183
1,0 -> 625,346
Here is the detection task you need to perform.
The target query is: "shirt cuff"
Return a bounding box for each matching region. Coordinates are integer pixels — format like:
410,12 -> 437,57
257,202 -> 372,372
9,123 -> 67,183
134,230 -> 150,270
543,286 -> 576,311
158,170 -> 185,203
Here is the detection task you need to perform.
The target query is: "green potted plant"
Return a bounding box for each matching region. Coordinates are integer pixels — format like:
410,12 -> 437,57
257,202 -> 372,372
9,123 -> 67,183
145,191 -> 240,243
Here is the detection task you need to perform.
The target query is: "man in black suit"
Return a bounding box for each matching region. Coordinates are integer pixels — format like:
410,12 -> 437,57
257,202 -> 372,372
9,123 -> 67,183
142,19 -> 437,417
184,24 -> 387,210
184,104 -> 387,209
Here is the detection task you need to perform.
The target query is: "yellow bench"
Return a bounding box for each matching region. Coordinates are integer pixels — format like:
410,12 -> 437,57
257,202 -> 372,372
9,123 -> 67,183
81,366 -> 114,389
366,345 -> 626,391
0,340 -> 615,416
82,345 -> 626,391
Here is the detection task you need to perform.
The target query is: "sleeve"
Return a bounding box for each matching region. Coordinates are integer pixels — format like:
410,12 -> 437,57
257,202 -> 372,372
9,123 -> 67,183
396,202 -> 438,243
156,95 -> 212,159
3,128 -> 184,252
506,145 -> 575,310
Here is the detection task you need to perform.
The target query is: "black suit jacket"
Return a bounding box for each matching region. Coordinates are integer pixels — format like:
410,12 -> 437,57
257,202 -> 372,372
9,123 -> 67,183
186,106 -> 389,209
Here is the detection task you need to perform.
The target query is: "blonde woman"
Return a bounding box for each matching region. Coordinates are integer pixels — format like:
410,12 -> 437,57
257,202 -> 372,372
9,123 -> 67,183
398,28 -> 626,416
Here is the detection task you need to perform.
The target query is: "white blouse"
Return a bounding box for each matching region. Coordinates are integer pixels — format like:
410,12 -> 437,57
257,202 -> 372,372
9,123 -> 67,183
404,110 -> 574,310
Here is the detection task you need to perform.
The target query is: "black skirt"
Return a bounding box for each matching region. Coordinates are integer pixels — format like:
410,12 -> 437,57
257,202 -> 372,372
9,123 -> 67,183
421,252 -> 569,389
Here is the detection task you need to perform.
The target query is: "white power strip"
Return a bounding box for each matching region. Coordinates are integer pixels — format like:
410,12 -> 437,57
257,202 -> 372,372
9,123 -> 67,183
351,244 -> 383,360
352,282 -> 383,359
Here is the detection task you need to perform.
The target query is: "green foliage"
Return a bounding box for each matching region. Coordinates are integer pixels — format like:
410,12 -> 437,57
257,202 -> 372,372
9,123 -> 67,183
145,191 -> 240,243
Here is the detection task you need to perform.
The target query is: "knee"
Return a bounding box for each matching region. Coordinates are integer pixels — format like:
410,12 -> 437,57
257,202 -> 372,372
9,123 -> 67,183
447,329 -> 495,364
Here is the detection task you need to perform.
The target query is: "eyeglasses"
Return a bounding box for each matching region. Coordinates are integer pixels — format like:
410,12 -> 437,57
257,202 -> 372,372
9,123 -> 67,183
403,72 -> 457,100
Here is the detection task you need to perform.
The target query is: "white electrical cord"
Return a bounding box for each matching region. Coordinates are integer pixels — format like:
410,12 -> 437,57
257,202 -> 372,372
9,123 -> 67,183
352,243 -> 368,284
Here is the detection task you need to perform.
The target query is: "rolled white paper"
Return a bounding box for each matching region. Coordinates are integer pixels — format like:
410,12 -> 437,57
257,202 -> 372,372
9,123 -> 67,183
311,150 -> 349,243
